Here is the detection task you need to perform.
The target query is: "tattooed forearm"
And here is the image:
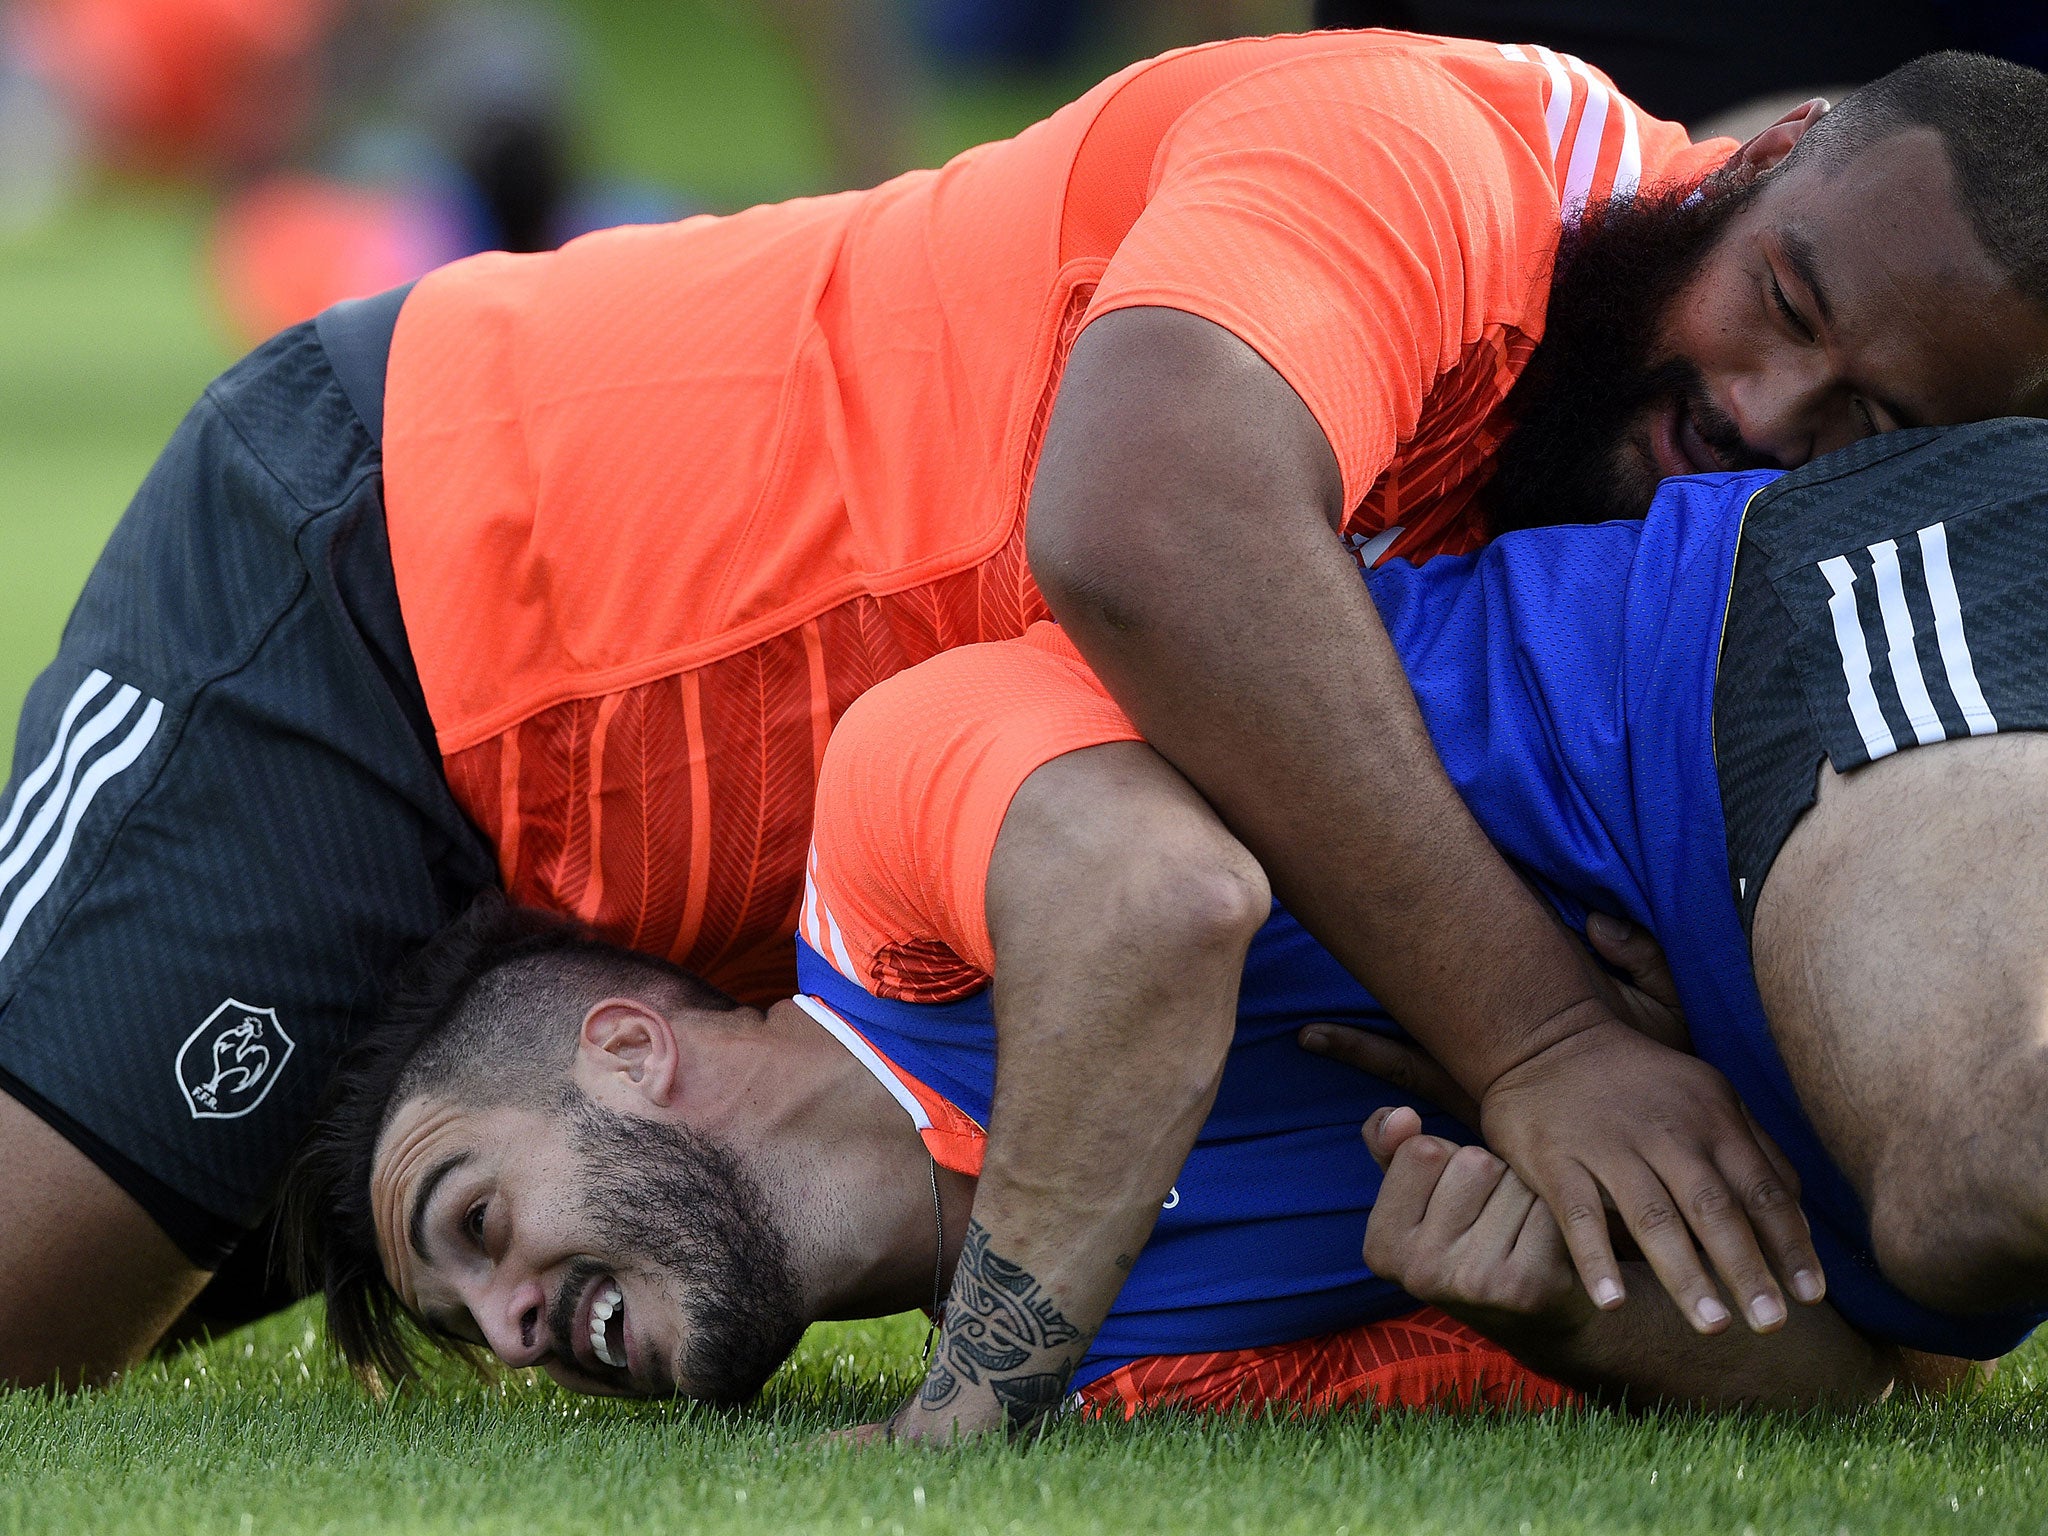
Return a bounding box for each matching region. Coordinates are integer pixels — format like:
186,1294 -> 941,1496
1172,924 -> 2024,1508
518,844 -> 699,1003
919,1219 -> 1085,1434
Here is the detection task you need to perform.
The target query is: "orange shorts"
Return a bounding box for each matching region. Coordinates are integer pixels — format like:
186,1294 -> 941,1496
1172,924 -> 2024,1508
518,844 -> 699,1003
1073,1306 -> 1575,1420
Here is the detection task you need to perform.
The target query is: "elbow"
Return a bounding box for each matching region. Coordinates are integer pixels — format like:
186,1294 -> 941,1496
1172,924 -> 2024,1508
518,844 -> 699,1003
1026,482 -> 1202,642
1025,499 -> 1138,636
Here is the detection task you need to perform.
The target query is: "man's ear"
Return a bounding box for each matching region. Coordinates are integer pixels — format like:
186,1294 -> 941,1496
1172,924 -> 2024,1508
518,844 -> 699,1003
574,998 -> 682,1108
1714,97 -> 1830,188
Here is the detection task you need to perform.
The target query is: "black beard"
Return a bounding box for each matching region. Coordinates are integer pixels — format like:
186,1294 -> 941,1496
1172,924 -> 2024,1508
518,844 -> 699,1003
1483,176 -> 1765,536
559,1098 -> 807,1405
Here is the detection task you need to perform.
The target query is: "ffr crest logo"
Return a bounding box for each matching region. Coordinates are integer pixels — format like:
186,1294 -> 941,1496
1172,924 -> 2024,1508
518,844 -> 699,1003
176,999 -> 294,1120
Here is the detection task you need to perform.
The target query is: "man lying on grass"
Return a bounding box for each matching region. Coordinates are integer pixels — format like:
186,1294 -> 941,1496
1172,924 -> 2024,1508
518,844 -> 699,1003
24,39 -> 2048,1395
295,421 -> 2048,1425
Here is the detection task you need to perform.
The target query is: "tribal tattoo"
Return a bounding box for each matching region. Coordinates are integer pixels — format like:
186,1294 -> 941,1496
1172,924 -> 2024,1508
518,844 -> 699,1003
918,1219 -> 1083,1435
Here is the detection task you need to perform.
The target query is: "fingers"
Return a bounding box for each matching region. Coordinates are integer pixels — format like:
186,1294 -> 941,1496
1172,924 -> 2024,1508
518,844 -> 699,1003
1615,1136 -> 1817,1332
1467,1160 -> 1540,1256
821,1420 -> 894,1448
1303,1025 -> 1483,1126
1719,1129 -> 1824,1307
1544,1162 -> 1627,1314
1365,1118 -> 1458,1238
1363,1104 -> 1426,1173
1599,1158 -> 1743,1334
1585,913 -> 1679,1008
1414,1145 -> 1509,1244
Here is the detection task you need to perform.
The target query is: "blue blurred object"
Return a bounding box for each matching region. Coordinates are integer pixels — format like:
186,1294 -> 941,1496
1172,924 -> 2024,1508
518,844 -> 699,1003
916,0 -> 1084,68
553,181 -> 692,247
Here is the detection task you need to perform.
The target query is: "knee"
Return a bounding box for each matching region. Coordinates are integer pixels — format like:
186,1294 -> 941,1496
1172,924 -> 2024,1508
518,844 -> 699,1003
1867,1158 -> 2047,1315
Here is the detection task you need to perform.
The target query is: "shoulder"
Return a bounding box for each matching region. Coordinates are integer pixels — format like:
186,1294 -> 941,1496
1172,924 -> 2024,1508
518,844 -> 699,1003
811,627 -> 1142,999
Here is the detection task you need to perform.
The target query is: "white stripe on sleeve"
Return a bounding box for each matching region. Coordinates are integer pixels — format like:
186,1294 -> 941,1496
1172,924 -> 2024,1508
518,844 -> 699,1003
1613,95 -> 1641,201
1819,556 -> 1898,761
821,900 -> 858,981
1561,55 -> 1611,212
0,670 -> 110,861
0,684 -> 139,900
1531,45 -> 1572,160
1918,521 -> 1998,735
0,697 -> 162,964
1867,538 -> 1946,746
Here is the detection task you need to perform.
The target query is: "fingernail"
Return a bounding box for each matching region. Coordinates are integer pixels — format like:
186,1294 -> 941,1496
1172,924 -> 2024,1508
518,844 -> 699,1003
1696,1296 -> 1730,1330
1750,1293 -> 1786,1329
1593,1278 -> 1624,1309
1587,912 -> 1628,940
1301,1028 -> 1327,1050
1792,1269 -> 1825,1304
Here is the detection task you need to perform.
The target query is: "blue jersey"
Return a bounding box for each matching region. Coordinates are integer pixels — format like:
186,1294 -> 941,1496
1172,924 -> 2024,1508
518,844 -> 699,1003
799,467 -> 2045,1381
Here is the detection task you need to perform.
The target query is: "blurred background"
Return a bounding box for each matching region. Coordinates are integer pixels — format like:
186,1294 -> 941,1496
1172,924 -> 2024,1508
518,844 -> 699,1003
2,0 -> 2045,763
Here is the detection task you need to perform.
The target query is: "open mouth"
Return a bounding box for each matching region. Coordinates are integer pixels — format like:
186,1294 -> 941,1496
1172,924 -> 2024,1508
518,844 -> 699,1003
590,1279 -> 625,1368
570,1271 -> 631,1381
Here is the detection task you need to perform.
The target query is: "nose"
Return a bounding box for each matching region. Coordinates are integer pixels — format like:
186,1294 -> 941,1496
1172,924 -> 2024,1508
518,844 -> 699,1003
1724,350 -> 1835,468
471,1275 -> 549,1369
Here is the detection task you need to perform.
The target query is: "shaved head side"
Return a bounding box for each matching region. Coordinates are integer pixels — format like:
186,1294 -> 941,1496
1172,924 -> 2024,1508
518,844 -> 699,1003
389,899 -> 738,1121
1794,52 -> 2048,310
1752,733 -> 2048,1314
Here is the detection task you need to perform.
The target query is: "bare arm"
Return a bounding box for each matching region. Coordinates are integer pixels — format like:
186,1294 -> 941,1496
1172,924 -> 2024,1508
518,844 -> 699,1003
885,742 -> 1270,1442
0,1089 -> 210,1387
1027,305 -> 1819,1331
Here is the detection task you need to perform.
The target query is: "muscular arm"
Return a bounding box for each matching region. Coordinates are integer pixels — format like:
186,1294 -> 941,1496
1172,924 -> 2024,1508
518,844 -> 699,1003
886,743 -> 1270,1441
1028,306 -> 1817,1331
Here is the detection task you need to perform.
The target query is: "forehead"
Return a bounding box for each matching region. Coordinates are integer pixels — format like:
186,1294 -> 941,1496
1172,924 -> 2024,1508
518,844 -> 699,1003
371,1100 -> 468,1280
1754,128 -> 2048,414
371,1098 -> 542,1293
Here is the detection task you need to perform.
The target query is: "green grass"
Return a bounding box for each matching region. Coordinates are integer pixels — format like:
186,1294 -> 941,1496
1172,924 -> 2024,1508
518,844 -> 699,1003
4,7 -> 2048,1532
0,1307 -> 2042,1534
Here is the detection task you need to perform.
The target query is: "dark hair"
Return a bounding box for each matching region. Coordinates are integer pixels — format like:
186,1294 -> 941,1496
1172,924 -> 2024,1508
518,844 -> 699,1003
1796,52 -> 2048,307
285,890 -> 737,1386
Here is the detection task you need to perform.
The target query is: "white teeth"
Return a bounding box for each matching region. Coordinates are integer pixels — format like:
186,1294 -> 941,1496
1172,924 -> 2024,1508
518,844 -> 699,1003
589,1280 -> 624,1369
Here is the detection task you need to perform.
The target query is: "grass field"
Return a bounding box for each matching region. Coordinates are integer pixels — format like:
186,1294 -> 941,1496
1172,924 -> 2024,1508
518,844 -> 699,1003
3,5 -> 2048,1532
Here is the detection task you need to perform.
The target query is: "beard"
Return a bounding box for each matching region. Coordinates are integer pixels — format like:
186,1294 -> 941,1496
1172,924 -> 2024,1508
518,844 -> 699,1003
1482,176 -> 1768,536
553,1097 -> 808,1405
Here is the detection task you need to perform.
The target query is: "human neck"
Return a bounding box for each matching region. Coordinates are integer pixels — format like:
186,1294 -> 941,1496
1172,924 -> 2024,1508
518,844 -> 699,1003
698,998 -> 971,1325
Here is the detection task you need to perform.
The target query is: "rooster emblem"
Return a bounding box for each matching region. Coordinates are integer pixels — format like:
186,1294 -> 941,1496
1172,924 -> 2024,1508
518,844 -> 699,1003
191,1018 -> 270,1111
176,1000 -> 295,1120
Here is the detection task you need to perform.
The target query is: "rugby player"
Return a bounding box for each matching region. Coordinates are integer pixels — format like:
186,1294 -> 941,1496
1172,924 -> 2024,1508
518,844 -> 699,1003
6,34 -> 2048,1390
303,422 -> 2048,1424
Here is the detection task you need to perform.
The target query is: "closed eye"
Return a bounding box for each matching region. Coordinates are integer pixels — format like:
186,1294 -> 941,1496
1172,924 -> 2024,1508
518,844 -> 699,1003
1770,272 -> 1816,343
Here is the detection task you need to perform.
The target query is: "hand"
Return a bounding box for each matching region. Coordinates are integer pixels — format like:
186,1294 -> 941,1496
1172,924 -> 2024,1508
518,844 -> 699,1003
1360,1106 -> 1591,1343
1298,1024 -> 1480,1126
1480,1010 -> 1821,1336
1297,912 -> 1685,1124
1584,912 -> 1688,1051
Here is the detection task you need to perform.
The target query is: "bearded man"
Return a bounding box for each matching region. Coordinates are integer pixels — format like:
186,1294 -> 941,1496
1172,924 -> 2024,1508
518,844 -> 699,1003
3,34 -> 2046,1397
305,423 -> 2048,1426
